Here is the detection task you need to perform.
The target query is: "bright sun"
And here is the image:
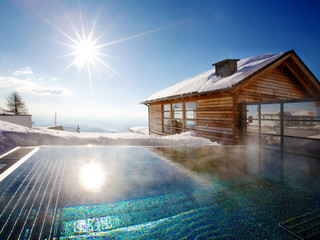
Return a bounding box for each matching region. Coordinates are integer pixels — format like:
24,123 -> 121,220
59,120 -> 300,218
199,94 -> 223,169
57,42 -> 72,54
48,6 -> 173,85
48,10 -> 113,78
73,38 -> 98,68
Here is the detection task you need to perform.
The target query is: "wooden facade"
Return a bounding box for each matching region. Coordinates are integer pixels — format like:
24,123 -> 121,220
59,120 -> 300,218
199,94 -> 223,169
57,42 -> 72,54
143,51 -> 320,144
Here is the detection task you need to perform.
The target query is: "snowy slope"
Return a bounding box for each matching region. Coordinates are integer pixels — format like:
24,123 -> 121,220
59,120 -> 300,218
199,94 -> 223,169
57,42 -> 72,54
0,120 -> 218,155
142,52 -> 285,103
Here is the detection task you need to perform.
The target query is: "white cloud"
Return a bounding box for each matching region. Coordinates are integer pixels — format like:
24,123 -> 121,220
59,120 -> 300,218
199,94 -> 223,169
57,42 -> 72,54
13,67 -> 33,76
0,67 -> 72,96
29,86 -> 72,96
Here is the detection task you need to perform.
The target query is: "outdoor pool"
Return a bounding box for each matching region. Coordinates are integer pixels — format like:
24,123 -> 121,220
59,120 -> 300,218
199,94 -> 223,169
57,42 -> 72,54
0,146 -> 319,239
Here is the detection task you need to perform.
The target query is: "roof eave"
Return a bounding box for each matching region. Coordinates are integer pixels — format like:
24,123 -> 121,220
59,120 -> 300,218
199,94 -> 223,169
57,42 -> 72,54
140,87 -> 236,104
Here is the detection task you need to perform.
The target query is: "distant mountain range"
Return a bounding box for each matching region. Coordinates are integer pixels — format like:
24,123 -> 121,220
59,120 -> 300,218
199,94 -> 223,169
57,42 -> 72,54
32,117 -> 146,133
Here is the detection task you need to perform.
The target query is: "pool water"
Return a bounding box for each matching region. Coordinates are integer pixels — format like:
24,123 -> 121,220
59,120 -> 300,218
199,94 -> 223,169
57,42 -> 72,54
0,146 -> 319,239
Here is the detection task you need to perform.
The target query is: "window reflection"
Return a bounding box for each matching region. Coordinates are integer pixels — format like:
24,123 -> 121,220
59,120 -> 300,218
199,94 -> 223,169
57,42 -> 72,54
163,112 -> 170,118
245,100 -> 320,151
172,120 -> 183,134
247,120 -> 259,133
185,102 -> 196,110
172,103 -> 182,110
173,111 -> 183,119
186,120 -> 196,129
284,102 -> 318,117
261,104 -> 280,119
284,121 -> 320,138
247,105 -> 259,120
173,103 -> 183,120
163,119 -> 171,126
261,120 -> 280,134
284,102 -> 320,137
163,119 -> 171,133
163,104 -> 172,134
163,104 -> 171,111
186,111 -> 196,119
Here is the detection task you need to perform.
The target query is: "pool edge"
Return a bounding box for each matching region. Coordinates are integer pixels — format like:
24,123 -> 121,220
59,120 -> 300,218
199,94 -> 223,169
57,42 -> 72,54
0,147 -> 40,183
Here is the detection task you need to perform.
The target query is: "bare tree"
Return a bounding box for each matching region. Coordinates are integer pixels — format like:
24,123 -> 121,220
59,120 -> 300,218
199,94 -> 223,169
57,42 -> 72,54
4,90 -> 28,115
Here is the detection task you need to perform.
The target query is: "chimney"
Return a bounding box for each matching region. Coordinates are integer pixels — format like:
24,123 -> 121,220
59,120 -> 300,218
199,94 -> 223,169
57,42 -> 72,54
212,59 -> 239,77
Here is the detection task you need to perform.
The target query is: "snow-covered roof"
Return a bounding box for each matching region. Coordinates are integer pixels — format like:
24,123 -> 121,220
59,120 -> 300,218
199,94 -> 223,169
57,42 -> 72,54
142,52 -> 287,103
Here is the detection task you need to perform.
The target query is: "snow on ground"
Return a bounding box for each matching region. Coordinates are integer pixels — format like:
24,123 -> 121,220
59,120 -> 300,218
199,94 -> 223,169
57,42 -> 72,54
0,120 -> 218,155
128,126 -> 149,135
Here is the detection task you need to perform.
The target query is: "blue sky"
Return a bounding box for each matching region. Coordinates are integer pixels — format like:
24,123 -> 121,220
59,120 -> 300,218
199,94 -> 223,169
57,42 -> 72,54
0,0 -> 319,131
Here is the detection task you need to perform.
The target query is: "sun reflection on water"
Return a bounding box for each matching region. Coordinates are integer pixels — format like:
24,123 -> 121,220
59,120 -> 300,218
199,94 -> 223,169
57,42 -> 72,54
80,162 -> 104,190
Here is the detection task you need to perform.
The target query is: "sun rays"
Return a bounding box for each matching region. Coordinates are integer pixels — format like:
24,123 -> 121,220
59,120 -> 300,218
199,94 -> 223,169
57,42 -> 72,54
41,6 -> 120,88
42,4 -> 181,91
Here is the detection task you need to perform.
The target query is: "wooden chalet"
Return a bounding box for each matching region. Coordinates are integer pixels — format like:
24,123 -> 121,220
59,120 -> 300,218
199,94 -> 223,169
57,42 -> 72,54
141,50 -> 320,144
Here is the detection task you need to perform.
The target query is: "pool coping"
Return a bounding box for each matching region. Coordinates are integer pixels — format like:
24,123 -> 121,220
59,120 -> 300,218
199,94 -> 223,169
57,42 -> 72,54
0,147 -> 39,183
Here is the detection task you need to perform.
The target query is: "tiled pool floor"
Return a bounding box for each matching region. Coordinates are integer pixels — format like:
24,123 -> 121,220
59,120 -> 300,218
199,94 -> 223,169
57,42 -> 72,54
0,146 -> 319,239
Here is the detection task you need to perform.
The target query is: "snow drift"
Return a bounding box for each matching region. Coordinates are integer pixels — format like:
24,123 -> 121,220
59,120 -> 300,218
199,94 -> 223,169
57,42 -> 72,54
0,120 -> 218,155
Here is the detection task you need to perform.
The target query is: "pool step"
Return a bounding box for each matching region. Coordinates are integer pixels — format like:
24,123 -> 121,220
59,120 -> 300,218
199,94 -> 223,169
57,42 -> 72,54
59,204 -> 220,240
0,147 -> 39,184
0,147 -> 36,174
59,188 -> 218,237
279,209 -> 320,239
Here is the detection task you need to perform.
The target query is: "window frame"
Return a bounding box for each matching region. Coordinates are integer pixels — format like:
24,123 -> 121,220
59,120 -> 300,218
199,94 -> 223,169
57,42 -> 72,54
163,104 -> 171,133
162,101 -> 197,134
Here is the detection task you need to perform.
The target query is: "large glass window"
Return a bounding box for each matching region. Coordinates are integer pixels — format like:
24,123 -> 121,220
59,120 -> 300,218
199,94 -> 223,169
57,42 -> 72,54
243,99 -> 320,156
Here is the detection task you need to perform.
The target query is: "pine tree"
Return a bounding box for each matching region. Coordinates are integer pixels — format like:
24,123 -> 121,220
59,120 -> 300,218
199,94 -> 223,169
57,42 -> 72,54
4,90 -> 28,115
